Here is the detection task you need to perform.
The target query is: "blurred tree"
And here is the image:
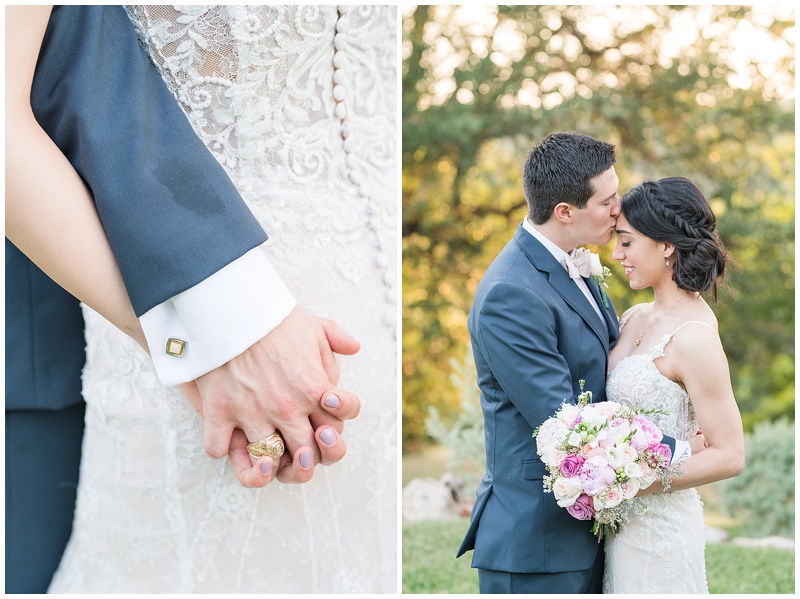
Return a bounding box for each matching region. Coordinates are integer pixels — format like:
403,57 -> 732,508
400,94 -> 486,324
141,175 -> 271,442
402,5 -> 795,447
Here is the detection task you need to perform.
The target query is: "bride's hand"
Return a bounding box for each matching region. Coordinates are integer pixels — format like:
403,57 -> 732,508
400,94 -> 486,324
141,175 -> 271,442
226,388 -> 359,488
180,382 -> 359,487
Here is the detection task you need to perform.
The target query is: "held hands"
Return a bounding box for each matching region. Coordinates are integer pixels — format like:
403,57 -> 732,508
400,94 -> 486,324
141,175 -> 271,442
180,306 -> 361,488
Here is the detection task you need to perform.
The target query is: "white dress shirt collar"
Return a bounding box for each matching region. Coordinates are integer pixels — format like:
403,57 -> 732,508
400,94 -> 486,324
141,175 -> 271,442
522,217 -> 572,263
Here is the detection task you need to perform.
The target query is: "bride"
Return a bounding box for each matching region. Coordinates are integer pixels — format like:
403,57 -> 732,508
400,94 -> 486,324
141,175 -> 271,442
6,5 -> 396,593
603,177 -> 744,593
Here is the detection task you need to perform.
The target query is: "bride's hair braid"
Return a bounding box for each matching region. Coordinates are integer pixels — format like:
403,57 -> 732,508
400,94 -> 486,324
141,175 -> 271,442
622,177 -> 728,300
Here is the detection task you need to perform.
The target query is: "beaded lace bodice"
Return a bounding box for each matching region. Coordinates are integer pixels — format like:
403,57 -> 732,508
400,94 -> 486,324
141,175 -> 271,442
606,318 -> 710,441
603,316 -> 711,594
125,5 -> 397,323
49,6 -> 397,593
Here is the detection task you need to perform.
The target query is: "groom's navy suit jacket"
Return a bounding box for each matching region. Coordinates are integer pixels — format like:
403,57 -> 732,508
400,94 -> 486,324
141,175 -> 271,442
6,5 -> 268,411
456,225 -> 621,574
6,6 -> 266,592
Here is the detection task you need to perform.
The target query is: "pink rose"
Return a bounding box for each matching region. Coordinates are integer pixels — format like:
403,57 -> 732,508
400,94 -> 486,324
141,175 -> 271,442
629,415 -> 663,451
578,455 -> 617,495
566,494 -> 595,521
560,454 -> 585,477
579,443 -> 601,459
648,442 -> 672,466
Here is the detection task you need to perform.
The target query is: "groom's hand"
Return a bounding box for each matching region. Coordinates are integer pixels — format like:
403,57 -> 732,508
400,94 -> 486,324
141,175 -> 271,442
688,430 -> 708,455
180,306 -> 361,486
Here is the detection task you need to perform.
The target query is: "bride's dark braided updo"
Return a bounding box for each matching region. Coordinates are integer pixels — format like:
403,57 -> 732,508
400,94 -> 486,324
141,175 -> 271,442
621,177 -> 727,300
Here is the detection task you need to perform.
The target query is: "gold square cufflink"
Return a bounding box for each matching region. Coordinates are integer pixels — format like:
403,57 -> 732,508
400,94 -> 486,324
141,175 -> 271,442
166,337 -> 187,358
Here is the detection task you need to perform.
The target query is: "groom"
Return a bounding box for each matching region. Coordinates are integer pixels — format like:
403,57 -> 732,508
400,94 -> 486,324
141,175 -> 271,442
456,132 -> 692,593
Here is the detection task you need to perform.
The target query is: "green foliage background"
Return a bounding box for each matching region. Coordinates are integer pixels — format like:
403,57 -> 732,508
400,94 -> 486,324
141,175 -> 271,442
720,418 -> 795,537
402,5 -> 795,448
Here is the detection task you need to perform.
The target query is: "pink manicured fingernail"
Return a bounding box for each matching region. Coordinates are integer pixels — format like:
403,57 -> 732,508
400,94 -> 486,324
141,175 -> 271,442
324,394 -> 340,408
320,427 -> 336,446
261,460 -> 272,475
300,451 -> 312,469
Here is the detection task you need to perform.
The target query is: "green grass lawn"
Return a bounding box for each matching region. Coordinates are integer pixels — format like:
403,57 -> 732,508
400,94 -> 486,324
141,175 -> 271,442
402,519 -> 795,594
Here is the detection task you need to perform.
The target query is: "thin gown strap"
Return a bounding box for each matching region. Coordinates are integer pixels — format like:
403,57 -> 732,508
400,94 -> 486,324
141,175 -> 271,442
618,304 -> 646,332
650,321 -> 718,359
666,320 -> 718,340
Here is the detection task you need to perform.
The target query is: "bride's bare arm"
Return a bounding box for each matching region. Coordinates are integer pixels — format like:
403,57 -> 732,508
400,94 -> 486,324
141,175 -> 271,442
6,5 -> 145,348
641,325 -> 745,494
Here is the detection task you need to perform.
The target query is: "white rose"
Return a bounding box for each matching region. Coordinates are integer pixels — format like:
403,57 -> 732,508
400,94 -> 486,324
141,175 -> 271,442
539,445 -> 567,469
593,486 -> 624,510
639,462 -> 659,485
553,476 -> 584,507
589,252 -> 603,277
622,445 -> 638,464
620,479 -> 640,499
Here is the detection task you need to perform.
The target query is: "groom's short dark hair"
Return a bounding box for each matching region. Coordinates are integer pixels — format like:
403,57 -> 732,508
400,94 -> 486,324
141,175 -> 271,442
523,132 -> 616,224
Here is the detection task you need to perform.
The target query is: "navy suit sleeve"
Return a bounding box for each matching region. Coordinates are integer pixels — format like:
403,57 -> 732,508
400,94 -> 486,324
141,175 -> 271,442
29,5 -> 267,316
474,281 -> 576,430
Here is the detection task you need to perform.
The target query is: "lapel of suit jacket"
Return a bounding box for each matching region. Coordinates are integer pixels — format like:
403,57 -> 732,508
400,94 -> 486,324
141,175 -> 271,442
513,226 -> 610,353
586,274 -> 620,346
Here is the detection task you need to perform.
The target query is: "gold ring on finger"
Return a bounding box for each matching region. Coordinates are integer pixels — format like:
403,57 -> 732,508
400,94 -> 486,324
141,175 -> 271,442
246,431 -> 285,460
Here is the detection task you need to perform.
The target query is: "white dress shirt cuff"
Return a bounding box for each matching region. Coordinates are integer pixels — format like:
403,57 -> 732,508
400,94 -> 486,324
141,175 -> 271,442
671,439 -> 691,464
140,247 -> 296,387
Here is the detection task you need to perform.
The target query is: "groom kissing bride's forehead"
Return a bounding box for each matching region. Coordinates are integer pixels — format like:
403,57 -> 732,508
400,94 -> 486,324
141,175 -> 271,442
523,131 -> 621,250
456,131 -> 693,594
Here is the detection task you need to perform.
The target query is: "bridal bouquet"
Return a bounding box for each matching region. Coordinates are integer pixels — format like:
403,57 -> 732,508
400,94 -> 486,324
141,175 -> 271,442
533,381 -> 678,539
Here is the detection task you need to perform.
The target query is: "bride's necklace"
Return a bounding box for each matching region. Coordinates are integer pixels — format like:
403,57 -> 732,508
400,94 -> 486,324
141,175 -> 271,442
633,293 -> 689,349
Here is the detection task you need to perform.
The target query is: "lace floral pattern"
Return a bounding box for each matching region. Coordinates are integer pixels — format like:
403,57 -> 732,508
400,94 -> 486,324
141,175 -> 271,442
49,5 -> 396,593
602,322 -> 709,594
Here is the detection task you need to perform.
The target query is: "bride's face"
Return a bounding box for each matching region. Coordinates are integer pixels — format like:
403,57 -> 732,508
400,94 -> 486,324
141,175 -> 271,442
612,213 -> 673,290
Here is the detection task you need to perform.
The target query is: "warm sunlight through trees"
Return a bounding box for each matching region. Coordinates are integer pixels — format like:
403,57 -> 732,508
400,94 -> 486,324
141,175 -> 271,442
402,5 -> 795,447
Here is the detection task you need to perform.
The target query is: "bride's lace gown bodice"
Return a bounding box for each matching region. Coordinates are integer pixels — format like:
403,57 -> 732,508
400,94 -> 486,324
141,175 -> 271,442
602,318 -> 711,594
49,6 -> 396,593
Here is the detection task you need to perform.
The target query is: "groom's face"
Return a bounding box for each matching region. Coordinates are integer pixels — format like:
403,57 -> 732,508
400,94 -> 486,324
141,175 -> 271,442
573,166 -> 621,245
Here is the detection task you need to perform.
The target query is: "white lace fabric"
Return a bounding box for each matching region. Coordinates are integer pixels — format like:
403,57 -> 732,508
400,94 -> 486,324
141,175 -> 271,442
602,321 -> 709,594
49,6 -> 397,593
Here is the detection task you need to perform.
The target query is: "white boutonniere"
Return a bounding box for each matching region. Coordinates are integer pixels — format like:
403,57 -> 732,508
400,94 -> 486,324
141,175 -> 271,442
588,252 -> 612,309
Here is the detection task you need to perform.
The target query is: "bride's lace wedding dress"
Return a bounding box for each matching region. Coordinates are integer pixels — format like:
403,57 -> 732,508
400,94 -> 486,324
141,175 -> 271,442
49,6 -> 396,593
602,319 -> 711,594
